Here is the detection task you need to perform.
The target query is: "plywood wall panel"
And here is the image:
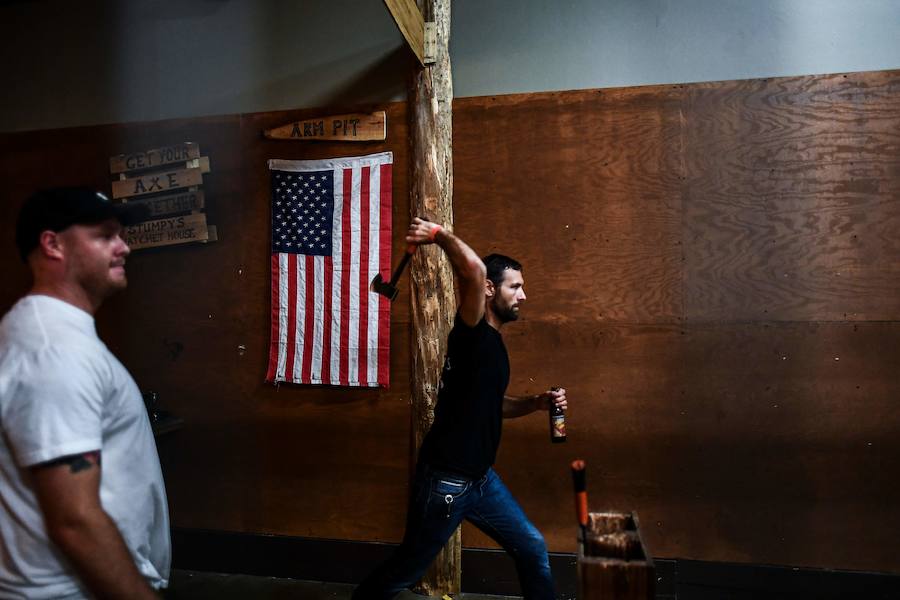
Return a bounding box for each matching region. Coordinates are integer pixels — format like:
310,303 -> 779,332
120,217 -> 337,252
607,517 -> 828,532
670,321 -> 900,569
683,71 -> 900,322
463,319 -> 900,571
453,87 -> 685,324
452,73 -> 900,573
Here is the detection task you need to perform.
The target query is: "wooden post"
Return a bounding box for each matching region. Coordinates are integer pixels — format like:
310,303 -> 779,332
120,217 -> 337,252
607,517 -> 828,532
408,0 -> 459,596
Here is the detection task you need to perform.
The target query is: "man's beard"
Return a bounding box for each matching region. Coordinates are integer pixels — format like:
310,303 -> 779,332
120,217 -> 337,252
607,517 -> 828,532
492,297 -> 519,323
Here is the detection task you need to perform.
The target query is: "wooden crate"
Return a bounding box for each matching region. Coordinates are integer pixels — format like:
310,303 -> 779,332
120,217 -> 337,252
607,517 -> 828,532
577,511 -> 655,600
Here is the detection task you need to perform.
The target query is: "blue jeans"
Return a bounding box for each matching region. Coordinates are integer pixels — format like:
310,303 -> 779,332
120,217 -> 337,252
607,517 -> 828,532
352,465 -> 555,600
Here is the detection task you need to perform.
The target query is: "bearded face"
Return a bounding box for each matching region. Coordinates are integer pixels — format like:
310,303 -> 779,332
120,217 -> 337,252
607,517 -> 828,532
489,268 -> 525,323
491,293 -> 520,323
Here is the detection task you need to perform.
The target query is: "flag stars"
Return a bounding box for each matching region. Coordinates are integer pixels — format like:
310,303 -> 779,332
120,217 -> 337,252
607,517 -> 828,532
271,169 -> 334,256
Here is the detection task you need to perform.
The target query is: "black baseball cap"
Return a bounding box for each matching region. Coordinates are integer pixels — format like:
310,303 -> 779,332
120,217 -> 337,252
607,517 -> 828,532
15,187 -> 147,261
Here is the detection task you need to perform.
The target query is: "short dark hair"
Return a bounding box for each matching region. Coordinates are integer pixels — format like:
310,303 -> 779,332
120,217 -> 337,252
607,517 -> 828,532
482,254 -> 522,288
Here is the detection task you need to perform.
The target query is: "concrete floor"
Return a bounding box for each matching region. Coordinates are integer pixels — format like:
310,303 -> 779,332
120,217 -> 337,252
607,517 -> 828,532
164,570 -> 520,600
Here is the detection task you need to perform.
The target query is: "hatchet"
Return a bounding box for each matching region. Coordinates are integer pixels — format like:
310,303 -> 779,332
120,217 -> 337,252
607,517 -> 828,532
370,244 -> 416,301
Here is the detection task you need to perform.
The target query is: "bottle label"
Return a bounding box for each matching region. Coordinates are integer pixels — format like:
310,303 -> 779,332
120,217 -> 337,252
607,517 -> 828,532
551,415 -> 566,438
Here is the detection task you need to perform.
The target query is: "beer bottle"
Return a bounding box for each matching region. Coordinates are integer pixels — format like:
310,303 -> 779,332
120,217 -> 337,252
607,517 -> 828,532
549,387 -> 567,443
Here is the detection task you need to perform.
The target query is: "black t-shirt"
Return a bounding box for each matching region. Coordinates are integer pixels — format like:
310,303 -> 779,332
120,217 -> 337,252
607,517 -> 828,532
418,313 -> 510,478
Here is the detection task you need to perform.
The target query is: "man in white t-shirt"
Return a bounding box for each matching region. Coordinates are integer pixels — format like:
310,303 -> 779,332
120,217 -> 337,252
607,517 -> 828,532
0,187 -> 170,599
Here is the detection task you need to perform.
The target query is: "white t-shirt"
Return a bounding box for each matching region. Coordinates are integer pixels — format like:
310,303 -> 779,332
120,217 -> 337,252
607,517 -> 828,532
0,295 -> 171,599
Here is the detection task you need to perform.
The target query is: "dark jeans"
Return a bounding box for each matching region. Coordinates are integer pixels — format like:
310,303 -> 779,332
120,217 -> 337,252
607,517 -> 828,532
352,465 -> 555,600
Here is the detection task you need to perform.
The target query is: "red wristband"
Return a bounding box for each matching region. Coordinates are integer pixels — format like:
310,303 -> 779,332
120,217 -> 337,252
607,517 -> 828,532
428,225 -> 443,241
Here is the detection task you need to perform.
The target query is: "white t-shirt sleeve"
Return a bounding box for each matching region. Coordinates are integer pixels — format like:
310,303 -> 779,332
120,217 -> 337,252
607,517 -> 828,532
3,347 -> 105,467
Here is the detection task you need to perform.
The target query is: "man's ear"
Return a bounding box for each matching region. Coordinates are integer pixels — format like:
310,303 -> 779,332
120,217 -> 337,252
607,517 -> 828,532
38,230 -> 64,261
485,278 -> 495,298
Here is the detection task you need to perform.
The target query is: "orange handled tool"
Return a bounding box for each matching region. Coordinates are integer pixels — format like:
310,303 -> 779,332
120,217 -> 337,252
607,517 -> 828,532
571,459 -> 588,552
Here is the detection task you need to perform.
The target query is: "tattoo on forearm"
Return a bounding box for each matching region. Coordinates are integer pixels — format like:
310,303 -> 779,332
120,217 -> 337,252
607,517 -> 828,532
41,451 -> 101,473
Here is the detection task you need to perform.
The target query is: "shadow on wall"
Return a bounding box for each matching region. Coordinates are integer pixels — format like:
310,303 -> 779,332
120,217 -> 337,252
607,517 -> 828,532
248,44 -> 413,112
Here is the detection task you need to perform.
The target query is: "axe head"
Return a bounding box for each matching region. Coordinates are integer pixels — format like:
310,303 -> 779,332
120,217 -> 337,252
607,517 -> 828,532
370,272 -> 399,301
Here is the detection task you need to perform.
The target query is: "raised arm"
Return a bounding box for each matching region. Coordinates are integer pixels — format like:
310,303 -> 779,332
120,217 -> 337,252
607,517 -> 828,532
31,452 -> 160,599
407,217 -> 486,327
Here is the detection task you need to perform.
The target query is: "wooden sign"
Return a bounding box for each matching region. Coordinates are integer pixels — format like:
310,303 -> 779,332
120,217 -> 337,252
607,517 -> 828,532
264,111 -> 386,142
123,213 -> 210,250
111,166 -> 203,199
109,142 -> 200,174
125,190 -> 204,218
185,156 -> 210,173
109,142 -> 216,249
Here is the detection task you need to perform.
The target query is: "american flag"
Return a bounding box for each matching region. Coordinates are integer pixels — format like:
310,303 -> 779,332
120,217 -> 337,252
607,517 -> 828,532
266,152 -> 393,387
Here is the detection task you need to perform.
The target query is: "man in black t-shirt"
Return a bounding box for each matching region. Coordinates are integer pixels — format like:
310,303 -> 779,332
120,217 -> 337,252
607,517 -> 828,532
353,218 -> 567,600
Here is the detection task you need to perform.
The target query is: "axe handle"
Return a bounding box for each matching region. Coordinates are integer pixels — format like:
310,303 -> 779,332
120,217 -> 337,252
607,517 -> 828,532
572,459 -> 588,554
389,244 -> 417,286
